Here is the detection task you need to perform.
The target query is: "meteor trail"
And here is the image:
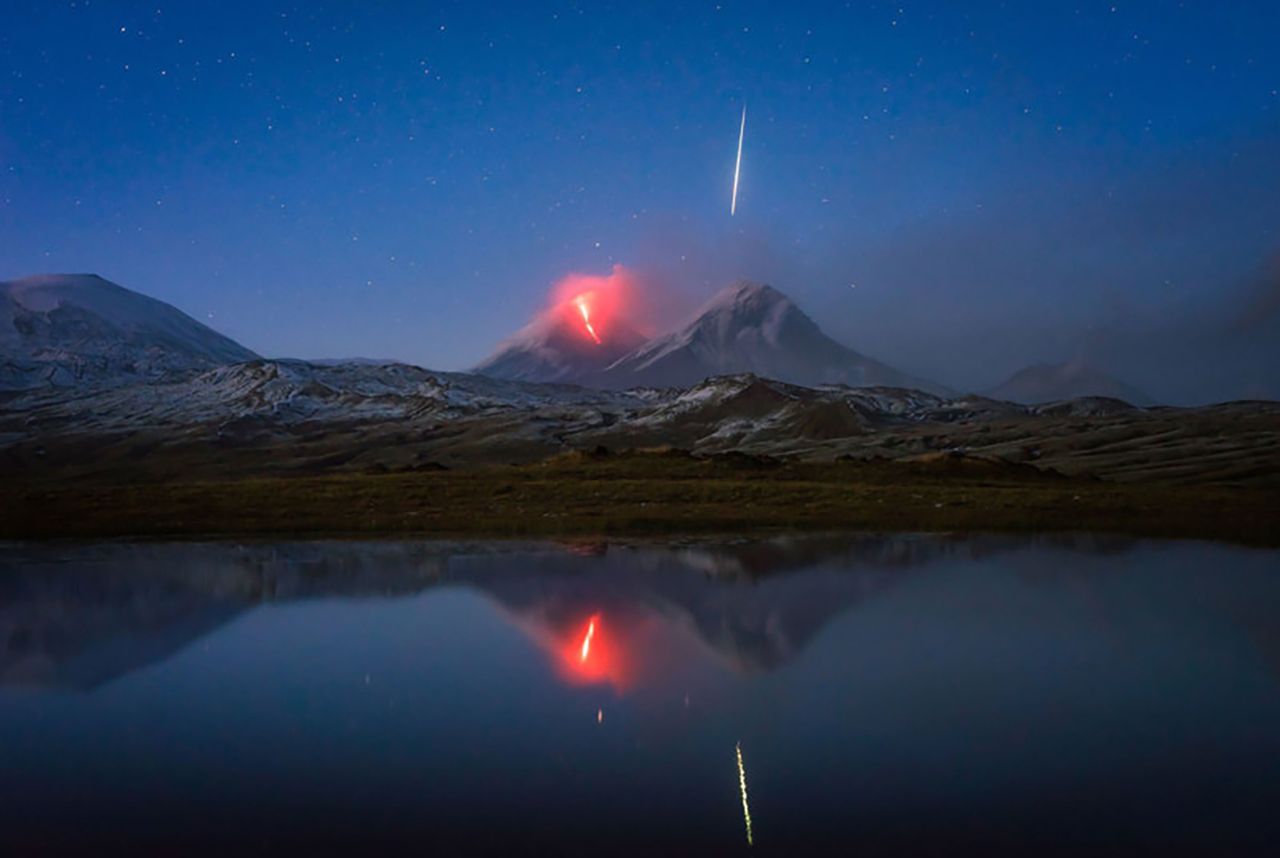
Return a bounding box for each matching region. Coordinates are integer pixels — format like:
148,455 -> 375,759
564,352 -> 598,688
731,105 -> 746,216
736,741 -> 754,846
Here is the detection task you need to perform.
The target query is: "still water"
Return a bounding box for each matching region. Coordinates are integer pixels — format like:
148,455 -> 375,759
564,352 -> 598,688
1,535 -> 1278,855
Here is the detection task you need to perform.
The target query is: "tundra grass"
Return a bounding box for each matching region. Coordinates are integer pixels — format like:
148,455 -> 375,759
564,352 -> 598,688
3,453 -> 1276,545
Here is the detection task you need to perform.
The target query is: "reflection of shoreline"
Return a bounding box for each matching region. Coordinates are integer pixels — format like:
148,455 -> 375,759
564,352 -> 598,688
0,534 -> 1135,690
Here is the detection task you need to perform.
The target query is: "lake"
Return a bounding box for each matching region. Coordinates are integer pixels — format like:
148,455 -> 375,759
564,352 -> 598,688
2,535 -> 1278,855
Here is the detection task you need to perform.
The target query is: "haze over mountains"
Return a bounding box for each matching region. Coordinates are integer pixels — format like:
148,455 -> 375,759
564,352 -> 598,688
987,360 -> 1156,407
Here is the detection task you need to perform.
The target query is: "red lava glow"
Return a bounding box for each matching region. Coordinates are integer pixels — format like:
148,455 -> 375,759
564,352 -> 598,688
547,264 -> 655,345
574,294 -> 602,344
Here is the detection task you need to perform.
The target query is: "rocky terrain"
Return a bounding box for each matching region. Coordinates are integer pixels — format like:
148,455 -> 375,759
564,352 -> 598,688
3,358 -> 1276,486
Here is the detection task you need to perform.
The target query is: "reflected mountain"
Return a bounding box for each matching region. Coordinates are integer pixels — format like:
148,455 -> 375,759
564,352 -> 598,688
0,534 -> 1137,690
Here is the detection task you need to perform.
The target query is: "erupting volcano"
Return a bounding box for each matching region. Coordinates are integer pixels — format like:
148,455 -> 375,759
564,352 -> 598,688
476,269 -> 948,392
471,265 -> 648,384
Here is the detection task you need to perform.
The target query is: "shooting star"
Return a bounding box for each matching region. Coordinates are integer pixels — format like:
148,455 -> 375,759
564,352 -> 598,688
731,105 -> 746,216
736,741 -> 754,846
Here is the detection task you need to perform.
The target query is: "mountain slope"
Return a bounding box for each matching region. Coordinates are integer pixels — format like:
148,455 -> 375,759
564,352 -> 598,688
987,360 -> 1155,406
0,274 -> 258,389
596,282 -> 948,394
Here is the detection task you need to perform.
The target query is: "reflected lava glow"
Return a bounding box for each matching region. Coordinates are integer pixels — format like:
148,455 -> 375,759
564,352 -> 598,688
559,612 -> 624,686
498,599 -> 702,693
579,614 -> 598,662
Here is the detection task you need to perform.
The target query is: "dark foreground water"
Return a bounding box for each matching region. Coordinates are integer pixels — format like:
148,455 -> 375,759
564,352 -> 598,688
1,535 -> 1278,856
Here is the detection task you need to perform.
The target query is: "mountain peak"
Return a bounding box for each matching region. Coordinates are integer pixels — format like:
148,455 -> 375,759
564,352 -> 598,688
9,273 -> 110,286
697,282 -> 802,331
1,273 -> 258,390
5,273 -> 121,310
706,280 -> 791,309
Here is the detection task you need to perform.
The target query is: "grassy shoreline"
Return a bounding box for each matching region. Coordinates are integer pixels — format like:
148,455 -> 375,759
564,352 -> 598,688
4,454 -> 1277,545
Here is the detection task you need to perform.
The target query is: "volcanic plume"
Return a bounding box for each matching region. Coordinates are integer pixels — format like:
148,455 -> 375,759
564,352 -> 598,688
471,265 -> 648,384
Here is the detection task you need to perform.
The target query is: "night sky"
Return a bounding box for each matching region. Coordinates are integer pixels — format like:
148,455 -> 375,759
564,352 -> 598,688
3,1 -> 1278,402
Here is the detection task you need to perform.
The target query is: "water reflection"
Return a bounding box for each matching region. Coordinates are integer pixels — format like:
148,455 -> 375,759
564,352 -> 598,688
1,534 -> 1278,854
0,534 -> 1072,691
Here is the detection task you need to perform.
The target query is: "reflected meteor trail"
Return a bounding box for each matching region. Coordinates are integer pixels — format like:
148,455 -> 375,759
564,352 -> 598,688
731,105 -> 746,216
736,741 -> 754,846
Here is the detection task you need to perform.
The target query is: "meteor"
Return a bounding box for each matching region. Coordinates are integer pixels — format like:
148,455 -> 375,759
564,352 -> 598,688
731,104 -> 746,216
736,741 -> 754,846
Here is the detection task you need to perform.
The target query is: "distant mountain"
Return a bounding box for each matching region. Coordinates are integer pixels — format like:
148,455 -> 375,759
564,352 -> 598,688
473,296 -> 647,384
306,357 -> 402,367
986,360 -> 1154,406
596,282 -> 948,394
0,274 -> 258,390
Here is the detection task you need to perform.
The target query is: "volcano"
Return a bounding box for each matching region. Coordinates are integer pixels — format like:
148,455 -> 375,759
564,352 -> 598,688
471,293 -> 646,384
1,273 -> 258,390
597,281 -> 948,394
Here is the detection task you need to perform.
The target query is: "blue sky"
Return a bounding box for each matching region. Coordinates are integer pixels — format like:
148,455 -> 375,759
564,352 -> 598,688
3,1 -> 1278,400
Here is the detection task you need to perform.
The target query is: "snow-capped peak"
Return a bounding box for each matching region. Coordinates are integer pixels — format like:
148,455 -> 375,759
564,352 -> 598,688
700,280 -> 791,312
597,281 -> 949,394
